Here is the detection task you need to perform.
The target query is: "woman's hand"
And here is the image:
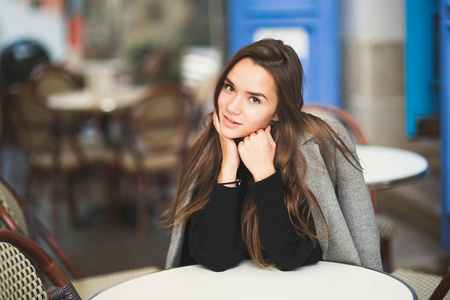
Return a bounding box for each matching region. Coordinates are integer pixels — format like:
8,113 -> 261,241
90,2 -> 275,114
213,111 -> 240,185
238,125 -> 276,182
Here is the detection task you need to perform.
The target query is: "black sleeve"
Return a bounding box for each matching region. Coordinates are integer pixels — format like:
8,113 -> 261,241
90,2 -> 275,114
249,172 -> 322,271
187,183 -> 246,272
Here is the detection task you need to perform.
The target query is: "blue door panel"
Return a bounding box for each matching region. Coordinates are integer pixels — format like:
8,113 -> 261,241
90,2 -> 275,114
440,0 -> 450,251
228,0 -> 340,106
405,0 -> 439,137
242,0 -> 319,17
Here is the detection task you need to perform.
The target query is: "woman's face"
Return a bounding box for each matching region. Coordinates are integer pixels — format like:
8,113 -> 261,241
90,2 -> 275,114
217,58 -> 278,139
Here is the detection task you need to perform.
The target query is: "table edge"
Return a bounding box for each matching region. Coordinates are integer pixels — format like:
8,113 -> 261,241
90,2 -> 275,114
89,261 -> 417,300
366,166 -> 430,190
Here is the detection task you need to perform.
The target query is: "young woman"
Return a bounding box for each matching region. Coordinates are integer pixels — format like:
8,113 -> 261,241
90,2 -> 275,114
164,39 -> 382,272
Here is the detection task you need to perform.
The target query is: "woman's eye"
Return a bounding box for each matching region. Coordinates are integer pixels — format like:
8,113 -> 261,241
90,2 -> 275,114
249,97 -> 260,104
224,84 -> 234,92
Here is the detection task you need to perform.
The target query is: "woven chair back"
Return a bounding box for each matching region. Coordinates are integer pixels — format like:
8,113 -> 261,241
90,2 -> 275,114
131,85 -> 191,152
28,64 -> 83,102
0,229 -> 82,299
0,182 -> 29,237
35,71 -> 75,99
8,89 -> 54,153
0,242 -> 48,300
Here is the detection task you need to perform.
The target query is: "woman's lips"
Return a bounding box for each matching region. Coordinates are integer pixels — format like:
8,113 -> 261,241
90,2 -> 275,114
223,115 -> 241,128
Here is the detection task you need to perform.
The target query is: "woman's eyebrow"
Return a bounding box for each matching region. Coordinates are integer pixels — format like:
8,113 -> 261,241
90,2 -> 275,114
225,77 -> 268,101
247,91 -> 268,101
224,77 -> 234,86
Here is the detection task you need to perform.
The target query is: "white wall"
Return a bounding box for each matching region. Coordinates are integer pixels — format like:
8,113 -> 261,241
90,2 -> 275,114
0,0 -> 66,61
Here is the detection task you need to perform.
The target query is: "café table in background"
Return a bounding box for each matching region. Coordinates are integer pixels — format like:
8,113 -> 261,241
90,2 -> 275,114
47,85 -> 146,113
89,260 -> 416,300
47,85 -> 147,145
355,145 -> 429,190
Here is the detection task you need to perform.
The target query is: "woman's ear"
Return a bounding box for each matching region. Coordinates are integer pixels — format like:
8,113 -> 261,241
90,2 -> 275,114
272,113 -> 279,123
269,114 -> 279,126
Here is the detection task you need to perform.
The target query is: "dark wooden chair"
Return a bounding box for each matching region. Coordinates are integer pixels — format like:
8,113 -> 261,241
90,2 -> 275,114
116,83 -> 193,242
0,229 -> 82,300
302,104 -> 398,272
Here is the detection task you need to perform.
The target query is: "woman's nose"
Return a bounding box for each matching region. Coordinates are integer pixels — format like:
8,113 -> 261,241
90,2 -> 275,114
227,95 -> 241,114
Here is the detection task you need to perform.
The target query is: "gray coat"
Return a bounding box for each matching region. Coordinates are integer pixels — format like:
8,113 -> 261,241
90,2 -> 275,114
165,121 -> 383,271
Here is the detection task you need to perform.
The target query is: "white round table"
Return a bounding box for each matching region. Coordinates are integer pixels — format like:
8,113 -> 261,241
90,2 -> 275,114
89,261 -> 416,300
47,86 -> 146,112
356,145 -> 429,189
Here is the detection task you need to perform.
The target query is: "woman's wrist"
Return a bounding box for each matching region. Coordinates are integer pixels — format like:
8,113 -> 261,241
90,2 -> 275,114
218,165 -> 239,187
252,165 -> 276,182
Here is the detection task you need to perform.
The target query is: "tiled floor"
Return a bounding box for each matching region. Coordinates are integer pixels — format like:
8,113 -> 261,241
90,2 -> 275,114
1,136 -> 449,279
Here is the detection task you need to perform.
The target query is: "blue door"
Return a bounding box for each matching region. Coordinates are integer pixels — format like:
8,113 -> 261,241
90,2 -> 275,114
228,0 -> 340,106
440,0 -> 450,252
405,0 -> 440,137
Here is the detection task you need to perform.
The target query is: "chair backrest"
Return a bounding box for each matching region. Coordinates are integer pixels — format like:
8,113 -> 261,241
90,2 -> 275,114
0,240 -> 48,299
0,179 -> 29,236
126,84 -> 193,154
302,104 -> 370,145
0,229 -> 81,300
7,87 -> 55,153
27,63 -> 83,103
0,176 -> 84,279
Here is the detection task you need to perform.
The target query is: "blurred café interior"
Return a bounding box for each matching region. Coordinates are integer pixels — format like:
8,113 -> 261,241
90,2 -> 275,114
0,0 -> 449,299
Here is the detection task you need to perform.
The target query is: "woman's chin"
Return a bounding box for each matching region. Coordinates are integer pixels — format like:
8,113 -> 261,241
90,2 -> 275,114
221,128 -> 245,140
223,132 -> 247,140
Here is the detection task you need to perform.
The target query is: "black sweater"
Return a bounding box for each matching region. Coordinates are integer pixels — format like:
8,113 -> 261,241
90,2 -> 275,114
179,171 -> 322,272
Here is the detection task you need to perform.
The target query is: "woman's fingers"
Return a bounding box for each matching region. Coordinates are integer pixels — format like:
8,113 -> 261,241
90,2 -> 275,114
241,126 -> 274,146
265,125 -> 276,148
238,126 -> 276,182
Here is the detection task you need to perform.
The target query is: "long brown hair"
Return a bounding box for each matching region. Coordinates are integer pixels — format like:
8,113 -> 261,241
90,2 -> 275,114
164,39 -> 360,267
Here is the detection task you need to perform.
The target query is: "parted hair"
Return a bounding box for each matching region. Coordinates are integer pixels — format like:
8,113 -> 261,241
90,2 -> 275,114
164,39 -> 359,267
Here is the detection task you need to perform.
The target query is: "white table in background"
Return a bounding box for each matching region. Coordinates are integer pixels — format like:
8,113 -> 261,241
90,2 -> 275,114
47,86 -> 146,113
356,145 -> 429,189
89,261 -> 416,300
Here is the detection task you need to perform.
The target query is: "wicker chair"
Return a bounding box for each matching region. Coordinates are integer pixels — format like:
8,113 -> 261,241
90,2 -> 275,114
392,267 -> 450,300
7,87 -> 85,237
302,104 -> 398,272
25,62 -> 117,202
0,229 -> 81,300
0,175 -> 84,279
0,176 -> 160,299
116,83 -> 193,242
25,63 -> 86,133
